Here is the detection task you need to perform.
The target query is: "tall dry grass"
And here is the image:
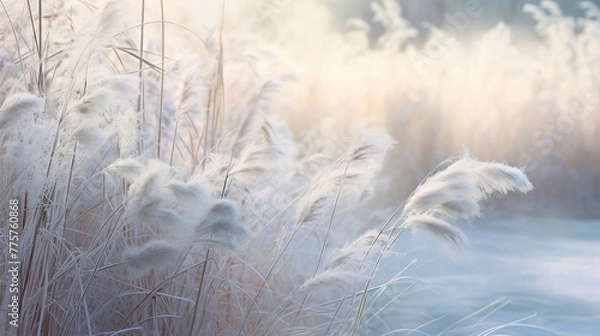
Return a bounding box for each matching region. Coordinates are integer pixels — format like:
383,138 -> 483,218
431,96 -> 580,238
0,0 -> 572,335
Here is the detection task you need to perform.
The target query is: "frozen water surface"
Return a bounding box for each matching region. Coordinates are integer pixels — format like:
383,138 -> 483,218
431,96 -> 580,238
395,216 -> 600,335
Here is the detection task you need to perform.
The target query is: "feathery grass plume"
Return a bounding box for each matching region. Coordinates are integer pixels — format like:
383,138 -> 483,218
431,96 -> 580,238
294,128 -> 395,228
71,123 -> 107,146
170,66 -> 206,163
71,87 -> 114,115
403,167 -> 481,219
166,179 -> 213,227
194,200 -> 252,251
258,116 -> 297,171
175,68 -> 205,119
96,0 -> 131,45
470,160 -> 534,196
71,76 -> 139,115
122,239 -> 178,273
107,158 -> 148,182
231,76 -> 291,151
2,120 -> 55,200
229,142 -> 279,177
344,128 -> 396,163
404,154 -> 533,218
110,107 -> 141,155
341,128 -> 396,201
0,93 -> 43,132
295,186 -> 330,228
302,229 -> 389,290
62,74 -> 139,156
401,153 -> 533,247
167,179 -> 210,202
106,75 -> 140,99
122,161 -> 213,231
124,160 -> 187,228
402,214 -> 468,249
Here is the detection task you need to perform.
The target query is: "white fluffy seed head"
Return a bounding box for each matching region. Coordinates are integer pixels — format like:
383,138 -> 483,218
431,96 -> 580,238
96,0 -> 131,44
72,88 -> 113,114
471,161 -> 534,196
401,153 -> 533,248
107,158 -> 148,182
71,125 -> 107,146
346,128 -> 396,162
122,240 -> 178,273
194,200 -> 252,251
110,107 -> 140,155
0,93 -> 44,132
404,153 -> 533,220
302,230 -> 388,290
123,160 -> 189,228
403,213 -> 468,249
167,180 -> 210,203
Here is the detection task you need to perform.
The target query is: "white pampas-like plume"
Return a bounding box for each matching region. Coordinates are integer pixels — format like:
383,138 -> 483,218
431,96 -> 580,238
400,153 -> 533,247
107,158 -> 148,182
302,230 -> 388,289
110,107 -> 140,155
96,0 -> 130,44
343,128 -> 396,163
72,88 -> 114,115
71,124 -> 107,146
122,160 -> 187,227
194,200 -> 252,251
403,154 -> 533,219
471,160 -> 534,196
122,240 -> 178,272
70,75 -> 139,115
294,128 -> 395,227
110,158 -> 215,232
402,214 -> 467,248
167,180 -> 209,202
0,94 -> 44,132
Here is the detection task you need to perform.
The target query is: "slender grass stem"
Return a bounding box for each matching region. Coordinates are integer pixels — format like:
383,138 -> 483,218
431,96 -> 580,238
37,0 -> 43,93
137,0 -> 146,155
156,0 -> 166,159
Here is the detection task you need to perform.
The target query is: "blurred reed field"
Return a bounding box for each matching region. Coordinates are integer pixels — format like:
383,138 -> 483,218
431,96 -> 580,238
0,0 -> 596,335
259,0 -> 600,216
